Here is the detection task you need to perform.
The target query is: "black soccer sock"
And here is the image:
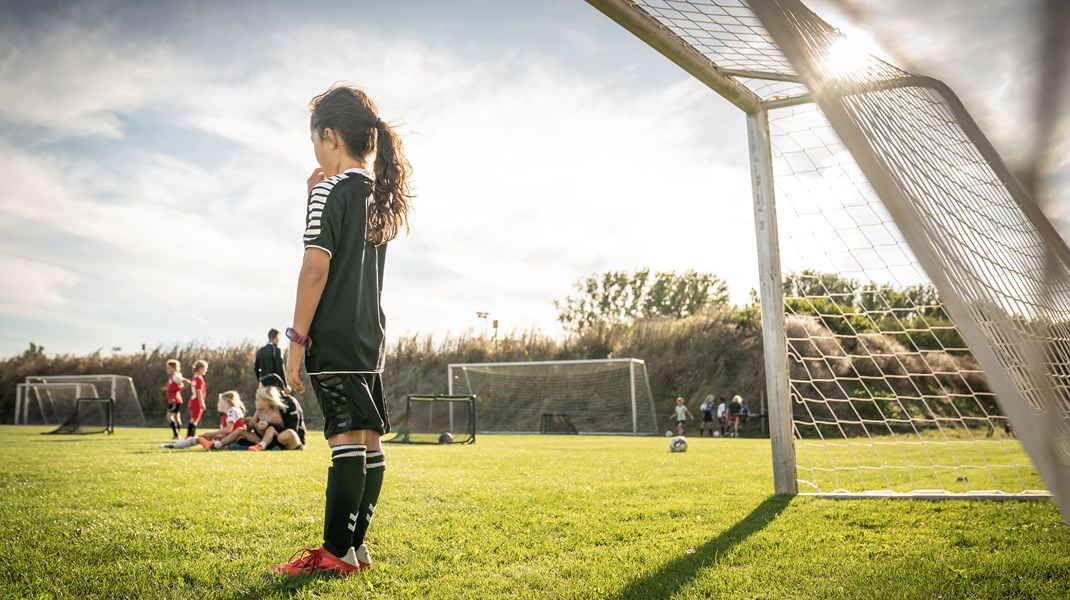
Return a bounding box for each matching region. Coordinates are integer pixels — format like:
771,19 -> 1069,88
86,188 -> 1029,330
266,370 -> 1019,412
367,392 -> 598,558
352,449 -> 386,549
323,444 -> 366,558
186,423 -> 196,438
169,421 -> 179,437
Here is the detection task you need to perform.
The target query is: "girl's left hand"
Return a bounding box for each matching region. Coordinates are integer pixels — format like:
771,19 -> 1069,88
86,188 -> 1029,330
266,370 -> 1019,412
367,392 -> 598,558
286,343 -> 305,393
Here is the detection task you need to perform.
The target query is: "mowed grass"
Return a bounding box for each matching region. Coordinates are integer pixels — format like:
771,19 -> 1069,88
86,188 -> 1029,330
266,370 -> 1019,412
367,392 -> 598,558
0,426 -> 1068,599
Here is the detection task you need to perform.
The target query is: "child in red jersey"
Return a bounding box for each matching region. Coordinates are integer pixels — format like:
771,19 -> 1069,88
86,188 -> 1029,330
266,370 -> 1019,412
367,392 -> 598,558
187,360 -> 209,438
161,391 -> 245,449
163,359 -> 187,440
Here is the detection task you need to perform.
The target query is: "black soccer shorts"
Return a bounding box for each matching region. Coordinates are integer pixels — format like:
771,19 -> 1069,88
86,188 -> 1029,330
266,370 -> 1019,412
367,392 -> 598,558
166,403 -> 181,414
310,373 -> 390,439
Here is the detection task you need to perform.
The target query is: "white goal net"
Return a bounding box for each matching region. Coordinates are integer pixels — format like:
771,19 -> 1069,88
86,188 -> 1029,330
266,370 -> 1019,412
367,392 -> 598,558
587,0 -> 1070,518
448,359 -> 657,434
16,375 -> 145,428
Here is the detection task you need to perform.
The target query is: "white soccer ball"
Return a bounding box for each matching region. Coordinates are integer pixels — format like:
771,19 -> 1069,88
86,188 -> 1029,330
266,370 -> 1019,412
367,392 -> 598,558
665,430 -> 673,437
438,432 -> 453,444
669,435 -> 688,453
713,430 -> 721,438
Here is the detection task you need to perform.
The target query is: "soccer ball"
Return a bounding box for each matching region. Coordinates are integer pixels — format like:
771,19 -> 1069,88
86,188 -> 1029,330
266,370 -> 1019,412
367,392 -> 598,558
438,432 -> 453,444
664,430 -> 673,437
669,436 -> 688,453
713,430 -> 721,438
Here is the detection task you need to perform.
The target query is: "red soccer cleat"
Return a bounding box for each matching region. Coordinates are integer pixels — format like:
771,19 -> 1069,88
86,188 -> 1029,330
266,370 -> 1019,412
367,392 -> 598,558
272,547 -> 361,577
249,443 -> 263,452
197,437 -> 214,450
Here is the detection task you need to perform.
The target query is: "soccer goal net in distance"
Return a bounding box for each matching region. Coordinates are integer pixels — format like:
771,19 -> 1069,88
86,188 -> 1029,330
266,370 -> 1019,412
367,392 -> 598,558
387,395 -> 476,444
587,0 -> 1070,517
46,398 -> 115,435
448,359 -> 657,435
16,375 -> 145,428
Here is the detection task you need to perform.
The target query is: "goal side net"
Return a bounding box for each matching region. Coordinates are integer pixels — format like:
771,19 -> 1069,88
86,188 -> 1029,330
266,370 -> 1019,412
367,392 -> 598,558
448,359 -> 657,435
586,0 -> 1070,518
46,398 -> 115,435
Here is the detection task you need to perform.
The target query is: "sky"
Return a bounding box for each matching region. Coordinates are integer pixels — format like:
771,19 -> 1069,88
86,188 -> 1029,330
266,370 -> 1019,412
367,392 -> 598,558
0,0 -> 1065,358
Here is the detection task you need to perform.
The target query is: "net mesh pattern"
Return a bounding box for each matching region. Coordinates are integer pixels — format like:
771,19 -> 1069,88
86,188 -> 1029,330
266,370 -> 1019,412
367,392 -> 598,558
629,0 -> 806,99
771,103 -> 1041,493
450,361 -> 656,434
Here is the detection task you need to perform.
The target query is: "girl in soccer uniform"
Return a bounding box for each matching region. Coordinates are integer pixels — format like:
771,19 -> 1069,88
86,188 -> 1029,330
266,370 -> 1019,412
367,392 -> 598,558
163,359 -> 186,440
187,360 -> 209,438
161,391 -> 246,449
669,397 -> 694,436
699,394 -> 715,437
275,85 -> 413,577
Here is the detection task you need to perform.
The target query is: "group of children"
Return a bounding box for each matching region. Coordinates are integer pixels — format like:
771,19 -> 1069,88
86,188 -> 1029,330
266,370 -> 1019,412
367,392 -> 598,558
670,394 -> 750,437
160,360 -> 305,452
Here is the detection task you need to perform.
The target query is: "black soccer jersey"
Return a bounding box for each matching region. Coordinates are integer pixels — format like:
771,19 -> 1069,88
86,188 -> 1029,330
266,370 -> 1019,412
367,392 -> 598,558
302,167 -> 387,375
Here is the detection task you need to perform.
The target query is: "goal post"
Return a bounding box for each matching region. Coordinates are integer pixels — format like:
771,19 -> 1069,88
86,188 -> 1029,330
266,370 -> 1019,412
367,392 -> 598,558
585,0 -> 1070,520
448,358 -> 658,435
16,375 -> 145,428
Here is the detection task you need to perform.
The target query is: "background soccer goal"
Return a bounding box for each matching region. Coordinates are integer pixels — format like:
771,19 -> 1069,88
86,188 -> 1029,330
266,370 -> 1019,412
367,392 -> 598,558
587,0 -> 1070,520
386,395 -> 477,444
15,375 -> 145,428
448,358 -> 657,435
46,398 -> 115,435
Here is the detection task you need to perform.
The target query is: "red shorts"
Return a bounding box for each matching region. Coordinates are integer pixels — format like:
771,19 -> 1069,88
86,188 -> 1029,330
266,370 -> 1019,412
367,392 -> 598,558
188,401 -> 205,421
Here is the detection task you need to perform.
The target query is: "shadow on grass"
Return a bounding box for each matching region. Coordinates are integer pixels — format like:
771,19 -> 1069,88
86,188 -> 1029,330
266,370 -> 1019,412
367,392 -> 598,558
227,571 -> 338,599
617,494 -> 793,600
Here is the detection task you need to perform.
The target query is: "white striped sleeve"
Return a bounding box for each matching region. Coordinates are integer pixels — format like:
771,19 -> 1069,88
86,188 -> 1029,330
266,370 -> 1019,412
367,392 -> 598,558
303,175 -> 347,254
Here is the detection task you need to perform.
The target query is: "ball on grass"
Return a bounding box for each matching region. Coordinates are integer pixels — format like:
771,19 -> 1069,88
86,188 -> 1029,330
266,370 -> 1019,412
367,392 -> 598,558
669,435 -> 688,453
438,431 -> 454,444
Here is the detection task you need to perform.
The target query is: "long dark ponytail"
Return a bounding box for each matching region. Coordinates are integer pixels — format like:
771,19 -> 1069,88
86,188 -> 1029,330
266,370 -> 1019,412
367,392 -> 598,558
309,85 -> 413,245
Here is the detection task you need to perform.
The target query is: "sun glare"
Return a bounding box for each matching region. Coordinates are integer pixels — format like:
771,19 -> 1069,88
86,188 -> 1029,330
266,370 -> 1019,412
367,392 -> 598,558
823,36 -> 872,80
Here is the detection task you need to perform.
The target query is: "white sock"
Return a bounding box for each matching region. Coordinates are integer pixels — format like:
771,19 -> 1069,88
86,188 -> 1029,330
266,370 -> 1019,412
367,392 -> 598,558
172,437 -> 199,449
340,546 -> 358,566
213,441 -> 222,449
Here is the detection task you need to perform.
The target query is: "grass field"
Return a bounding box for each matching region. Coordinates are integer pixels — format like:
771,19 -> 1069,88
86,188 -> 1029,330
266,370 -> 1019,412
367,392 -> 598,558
0,426 -> 1068,599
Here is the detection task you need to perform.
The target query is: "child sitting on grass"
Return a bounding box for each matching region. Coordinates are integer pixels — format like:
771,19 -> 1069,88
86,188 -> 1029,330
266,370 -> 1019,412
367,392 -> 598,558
210,385 -> 286,451
160,391 -> 245,449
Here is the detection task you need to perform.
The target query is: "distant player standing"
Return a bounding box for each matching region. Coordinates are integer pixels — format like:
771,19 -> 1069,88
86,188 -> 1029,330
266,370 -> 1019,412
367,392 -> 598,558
187,360 -> 208,438
669,397 -> 694,436
699,394 -> 715,437
275,85 -> 413,577
163,359 -> 186,440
